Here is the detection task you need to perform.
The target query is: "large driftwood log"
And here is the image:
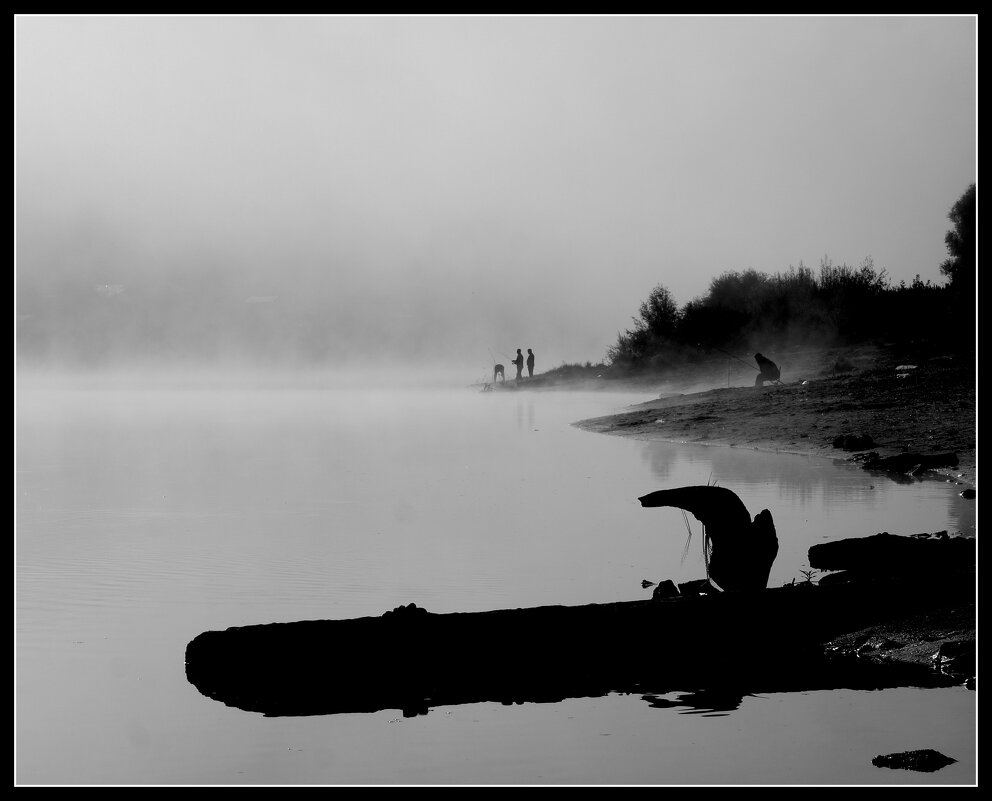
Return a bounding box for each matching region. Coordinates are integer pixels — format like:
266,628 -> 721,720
185,547 -> 973,717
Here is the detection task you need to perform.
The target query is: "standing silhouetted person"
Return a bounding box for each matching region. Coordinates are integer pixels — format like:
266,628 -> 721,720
511,349 -> 524,381
526,348 -> 535,378
754,353 -> 781,387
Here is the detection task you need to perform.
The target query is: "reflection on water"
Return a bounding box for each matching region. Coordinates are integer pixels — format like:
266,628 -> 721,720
642,689 -> 753,717
15,383 -> 975,784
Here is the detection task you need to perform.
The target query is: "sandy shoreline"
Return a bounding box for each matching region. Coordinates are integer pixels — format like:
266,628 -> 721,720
572,344 -> 976,493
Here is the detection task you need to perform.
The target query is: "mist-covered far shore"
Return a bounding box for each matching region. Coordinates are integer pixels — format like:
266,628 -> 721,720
14,360 -> 508,392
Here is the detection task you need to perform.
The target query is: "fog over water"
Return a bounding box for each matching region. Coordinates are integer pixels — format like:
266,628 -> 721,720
15,15 -> 976,373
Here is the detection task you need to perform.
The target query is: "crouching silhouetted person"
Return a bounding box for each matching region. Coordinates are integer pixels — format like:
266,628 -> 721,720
754,353 -> 780,387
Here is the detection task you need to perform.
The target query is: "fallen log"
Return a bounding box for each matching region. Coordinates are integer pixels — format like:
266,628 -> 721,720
185,558 -> 973,717
809,531 -> 975,580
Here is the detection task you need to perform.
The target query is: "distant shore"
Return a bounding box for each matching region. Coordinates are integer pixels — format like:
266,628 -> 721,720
568,343 -> 976,493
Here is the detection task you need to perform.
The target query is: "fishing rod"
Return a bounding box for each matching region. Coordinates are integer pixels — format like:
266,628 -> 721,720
707,344 -> 759,372
488,347 -> 513,363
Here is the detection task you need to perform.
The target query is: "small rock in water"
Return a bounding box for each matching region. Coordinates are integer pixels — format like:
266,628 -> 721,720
871,749 -> 956,772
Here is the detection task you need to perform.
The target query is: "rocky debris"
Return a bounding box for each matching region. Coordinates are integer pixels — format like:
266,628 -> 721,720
853,636 -> 903,656
960,488 -> 976,499
828,627 -> 974,681
930,640 -> 976,677
832,433 -> 877,450
812,532 -> 976,685
871,749 -> 957,773
823,600 -> 975,684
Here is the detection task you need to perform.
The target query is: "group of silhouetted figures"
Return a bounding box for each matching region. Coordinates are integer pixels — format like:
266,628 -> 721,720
494,348 -> 535,384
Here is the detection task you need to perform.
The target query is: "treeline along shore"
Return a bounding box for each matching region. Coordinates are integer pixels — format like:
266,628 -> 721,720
520,186 -> 976,490
540,184 -> 975,383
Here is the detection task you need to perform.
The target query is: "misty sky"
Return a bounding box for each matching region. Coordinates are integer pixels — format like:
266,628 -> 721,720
15,15 -> 977,372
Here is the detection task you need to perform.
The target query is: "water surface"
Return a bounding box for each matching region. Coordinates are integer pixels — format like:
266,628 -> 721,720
15,381 -> 975,784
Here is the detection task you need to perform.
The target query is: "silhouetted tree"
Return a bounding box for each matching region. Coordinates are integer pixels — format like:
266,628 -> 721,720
678,299 -> 748,350
637,284 -> 681,340
939,183 -> 975,291
607,283 -> 682,368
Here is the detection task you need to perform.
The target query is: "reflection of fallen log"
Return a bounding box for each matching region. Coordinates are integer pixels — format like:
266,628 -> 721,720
185,537 -> 974,718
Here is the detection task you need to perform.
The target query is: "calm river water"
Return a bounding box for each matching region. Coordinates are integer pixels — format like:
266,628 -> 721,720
15,376 -> 976,785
